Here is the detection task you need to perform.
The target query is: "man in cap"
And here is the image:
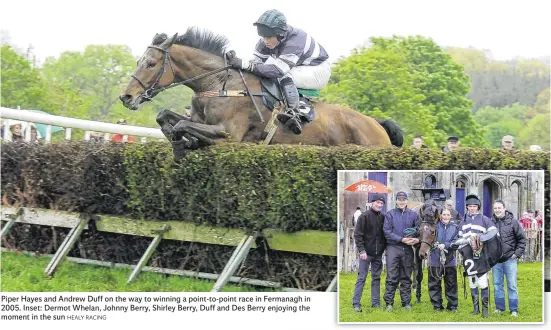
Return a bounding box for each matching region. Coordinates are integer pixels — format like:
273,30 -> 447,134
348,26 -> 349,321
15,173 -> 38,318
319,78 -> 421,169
442,136 -> 460,152
382,191 -> 421,311
501,135 -> 515,151
226,9 -> 331,135
352,194 -> 387,312
457,194 -> 497,318
444,199 -> 462,225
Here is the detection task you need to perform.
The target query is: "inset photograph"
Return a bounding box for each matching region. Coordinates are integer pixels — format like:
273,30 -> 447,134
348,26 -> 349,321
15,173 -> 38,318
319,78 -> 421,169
337,170 -> 544,323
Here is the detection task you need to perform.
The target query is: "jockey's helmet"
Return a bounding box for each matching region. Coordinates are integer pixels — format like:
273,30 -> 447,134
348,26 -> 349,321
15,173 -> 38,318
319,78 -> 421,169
253,9 -> 288,37
465,194 -> 481,210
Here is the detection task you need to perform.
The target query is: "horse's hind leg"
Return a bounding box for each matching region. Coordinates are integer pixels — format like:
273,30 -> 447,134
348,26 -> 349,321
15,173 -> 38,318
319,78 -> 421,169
156,109 -> 190,141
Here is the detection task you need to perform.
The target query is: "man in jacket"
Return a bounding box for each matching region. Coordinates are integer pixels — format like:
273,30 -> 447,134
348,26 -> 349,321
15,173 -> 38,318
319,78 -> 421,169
491,200 -> 526,317
352,194 -> 387,312
428,209 -> 459,312
457,194 -> 497,318
383,191 -> 421,311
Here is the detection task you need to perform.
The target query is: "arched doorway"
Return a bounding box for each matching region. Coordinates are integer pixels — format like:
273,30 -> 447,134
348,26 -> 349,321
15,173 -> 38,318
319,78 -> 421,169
482,178 -> 501,218
510,181 -> 522,219
455,178 -> 467,217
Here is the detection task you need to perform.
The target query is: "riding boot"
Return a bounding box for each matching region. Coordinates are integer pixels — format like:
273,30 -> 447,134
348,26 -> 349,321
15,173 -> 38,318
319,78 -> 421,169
481,288 -> 489,318
276,77 -> 302,135
471,288 -> 480,315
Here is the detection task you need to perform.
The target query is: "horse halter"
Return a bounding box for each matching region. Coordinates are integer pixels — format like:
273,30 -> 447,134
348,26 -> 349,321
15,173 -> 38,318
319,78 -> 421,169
131,46 -> 176,101
419,220 -> 437,251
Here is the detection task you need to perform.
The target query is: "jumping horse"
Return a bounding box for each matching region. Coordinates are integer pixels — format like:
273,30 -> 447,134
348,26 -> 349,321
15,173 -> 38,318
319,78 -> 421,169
119,28 -> 404,156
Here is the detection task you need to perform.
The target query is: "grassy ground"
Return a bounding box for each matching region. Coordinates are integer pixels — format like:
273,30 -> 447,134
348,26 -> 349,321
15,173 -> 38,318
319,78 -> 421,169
0,252 -> 278,292
338,262 -> 543,323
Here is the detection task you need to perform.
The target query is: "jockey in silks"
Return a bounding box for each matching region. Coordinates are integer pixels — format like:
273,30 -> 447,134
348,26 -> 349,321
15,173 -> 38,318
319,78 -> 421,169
457,194 -> 497,318
226,9 -> 331,135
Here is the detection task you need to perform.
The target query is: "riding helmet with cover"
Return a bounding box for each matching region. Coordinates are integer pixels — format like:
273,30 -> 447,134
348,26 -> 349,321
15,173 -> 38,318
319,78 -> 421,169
253,9 -> 288,37
465,194 -> 481,210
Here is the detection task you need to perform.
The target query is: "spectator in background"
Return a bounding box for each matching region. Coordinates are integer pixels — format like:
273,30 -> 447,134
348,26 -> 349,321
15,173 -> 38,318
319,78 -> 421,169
111,119 -> 137,143
444,199 -> 462,224
534,210 -> 542,228
352,207 -> 362,227
442,136 -> 460,152
519,211 -> 534,229
89,132 -> 104,142
529,145 -> 542,152
411,135 -> 428,149
30,126 -> 40,143
501,135 -> 515,151
10,123 -> 24,141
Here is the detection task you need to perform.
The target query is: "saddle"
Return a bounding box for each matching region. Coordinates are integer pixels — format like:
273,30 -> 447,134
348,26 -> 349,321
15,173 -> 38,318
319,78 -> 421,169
260,78 -> 317,123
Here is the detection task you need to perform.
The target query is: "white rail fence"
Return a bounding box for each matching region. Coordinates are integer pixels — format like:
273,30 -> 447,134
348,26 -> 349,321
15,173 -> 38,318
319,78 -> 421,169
0,107 -> 165,143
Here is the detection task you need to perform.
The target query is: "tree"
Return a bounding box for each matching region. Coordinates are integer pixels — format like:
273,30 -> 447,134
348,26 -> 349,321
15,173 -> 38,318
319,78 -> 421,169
40,44 -> 194,127
483,120 -> 525,149
42,45 -> 136,120
322,47 -> 438,146
517,113 -> 550,151
323,36 -> 484,147
1,45 -> 47,109
445,47 -> 489,72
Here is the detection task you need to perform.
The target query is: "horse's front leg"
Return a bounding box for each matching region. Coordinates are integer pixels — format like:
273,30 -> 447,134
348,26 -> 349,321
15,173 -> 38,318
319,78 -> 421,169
156,109 -> 191,141
170,120 -> 228,159
415,251 -> 423,303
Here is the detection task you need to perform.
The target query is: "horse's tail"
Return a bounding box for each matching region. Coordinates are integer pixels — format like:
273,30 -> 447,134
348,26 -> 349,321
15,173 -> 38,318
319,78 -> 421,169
376,119 -> 404,147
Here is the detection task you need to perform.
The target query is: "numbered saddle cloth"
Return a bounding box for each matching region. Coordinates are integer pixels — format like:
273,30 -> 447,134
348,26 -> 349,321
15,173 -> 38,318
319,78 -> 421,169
459,228 -> 503,276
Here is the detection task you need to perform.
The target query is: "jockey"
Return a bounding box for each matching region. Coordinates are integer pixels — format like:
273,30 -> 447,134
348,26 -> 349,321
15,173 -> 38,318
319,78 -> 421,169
457,194 -> 497,318
226,9 -> 331,135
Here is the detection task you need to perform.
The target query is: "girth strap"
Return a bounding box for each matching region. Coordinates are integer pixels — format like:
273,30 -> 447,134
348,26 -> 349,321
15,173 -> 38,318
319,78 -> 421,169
195,90 -> 266,98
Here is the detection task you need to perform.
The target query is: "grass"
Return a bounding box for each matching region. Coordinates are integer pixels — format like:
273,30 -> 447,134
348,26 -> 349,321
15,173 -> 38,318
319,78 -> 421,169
338,262 -> 543,323
0,251 -> 278,292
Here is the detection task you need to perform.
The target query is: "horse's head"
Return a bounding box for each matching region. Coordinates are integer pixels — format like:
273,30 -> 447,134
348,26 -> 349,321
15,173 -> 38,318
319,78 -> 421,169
418,199 -> 441,259
120,33 -> 179,110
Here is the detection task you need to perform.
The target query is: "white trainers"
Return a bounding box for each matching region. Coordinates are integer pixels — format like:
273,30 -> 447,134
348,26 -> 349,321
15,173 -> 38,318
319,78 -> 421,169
494,309 -> 504,313
511,311 -> 518,317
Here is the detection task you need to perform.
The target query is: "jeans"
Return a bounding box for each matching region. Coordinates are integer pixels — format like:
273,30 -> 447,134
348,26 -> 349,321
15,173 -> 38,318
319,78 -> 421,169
492,258 -> 518,312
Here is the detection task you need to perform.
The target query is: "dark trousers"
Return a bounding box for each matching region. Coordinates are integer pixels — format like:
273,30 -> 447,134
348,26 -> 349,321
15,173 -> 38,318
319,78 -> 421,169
383,245 -> 414,306
352,254 -> 383,307
428,266 -> 458,309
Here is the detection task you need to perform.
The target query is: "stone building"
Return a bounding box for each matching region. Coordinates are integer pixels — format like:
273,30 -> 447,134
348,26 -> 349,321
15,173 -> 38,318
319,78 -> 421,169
338,170 -> 544,272
339,170 -> 543,225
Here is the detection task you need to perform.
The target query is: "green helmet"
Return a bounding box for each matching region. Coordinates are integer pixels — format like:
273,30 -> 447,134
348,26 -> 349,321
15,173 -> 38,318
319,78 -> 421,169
253,9 -> 288,36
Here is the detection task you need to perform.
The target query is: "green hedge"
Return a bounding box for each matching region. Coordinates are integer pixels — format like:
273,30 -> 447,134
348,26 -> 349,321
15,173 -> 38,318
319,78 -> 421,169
1,141 -> 549,233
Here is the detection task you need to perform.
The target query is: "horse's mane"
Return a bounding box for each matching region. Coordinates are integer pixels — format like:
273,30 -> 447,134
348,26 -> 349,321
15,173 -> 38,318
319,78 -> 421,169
152,27 -> 229,58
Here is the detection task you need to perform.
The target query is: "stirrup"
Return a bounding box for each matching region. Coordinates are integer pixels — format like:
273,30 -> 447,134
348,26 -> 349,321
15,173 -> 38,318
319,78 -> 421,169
285,117 -> 302,135
276,108 -> 300,125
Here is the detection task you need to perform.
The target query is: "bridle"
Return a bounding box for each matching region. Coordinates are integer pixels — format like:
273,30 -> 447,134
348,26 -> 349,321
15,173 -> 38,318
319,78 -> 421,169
131,45 -> 235,101
129,45 -> 265,123
131,46 -> 178,101
419,220 -> 437,251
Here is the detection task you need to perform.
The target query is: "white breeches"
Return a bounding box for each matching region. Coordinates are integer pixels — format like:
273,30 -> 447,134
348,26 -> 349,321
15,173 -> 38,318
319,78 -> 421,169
285,60 -> 332,90
468,273 -> 489,289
